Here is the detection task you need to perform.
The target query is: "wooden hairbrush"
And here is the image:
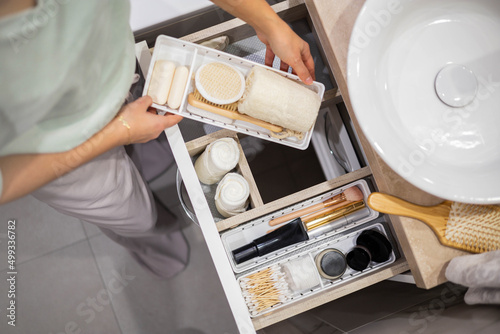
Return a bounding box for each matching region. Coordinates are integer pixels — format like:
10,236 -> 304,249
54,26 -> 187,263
187,90 -> 283,133
367,192 -> 500,253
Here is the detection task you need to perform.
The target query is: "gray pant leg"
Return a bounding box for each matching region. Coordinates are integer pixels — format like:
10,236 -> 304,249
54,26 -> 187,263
32,146 -> 189,278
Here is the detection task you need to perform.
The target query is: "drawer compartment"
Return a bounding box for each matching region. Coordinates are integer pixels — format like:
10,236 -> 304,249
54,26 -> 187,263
237,222 -> 395,317
178,129 -> 264,224
221,179 -> 376,273
169,125 -> 407,331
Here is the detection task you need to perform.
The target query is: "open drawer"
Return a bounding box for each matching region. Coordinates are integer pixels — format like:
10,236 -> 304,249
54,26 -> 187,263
143,1 -> 410,333
168,123 -> 408,332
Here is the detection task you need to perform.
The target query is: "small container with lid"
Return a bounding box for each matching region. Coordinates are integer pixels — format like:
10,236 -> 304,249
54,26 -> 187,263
315,248 -> 347,280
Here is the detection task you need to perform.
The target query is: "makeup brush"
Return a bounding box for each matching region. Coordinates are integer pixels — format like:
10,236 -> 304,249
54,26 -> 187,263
268,186 -> 364,226
368,192 -> 500,253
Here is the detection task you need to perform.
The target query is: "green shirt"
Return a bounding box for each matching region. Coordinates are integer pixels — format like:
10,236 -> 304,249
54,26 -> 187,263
0,0 -> 135,195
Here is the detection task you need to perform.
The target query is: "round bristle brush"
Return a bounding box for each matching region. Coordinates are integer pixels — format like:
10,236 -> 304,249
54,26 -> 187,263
268,186 -> 364,226
367,192 -> 500,253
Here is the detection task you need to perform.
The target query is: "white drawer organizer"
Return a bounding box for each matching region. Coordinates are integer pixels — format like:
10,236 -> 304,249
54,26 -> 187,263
222,179 -> 377,274
220,179 -> 397,318
236,222 -> 395,317
143,35 -> 325,150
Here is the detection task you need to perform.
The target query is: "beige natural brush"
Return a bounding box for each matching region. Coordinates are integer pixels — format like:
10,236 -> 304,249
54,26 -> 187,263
195,62 -> 245,104
367,193 -> 500,253
188,90 -> 283,133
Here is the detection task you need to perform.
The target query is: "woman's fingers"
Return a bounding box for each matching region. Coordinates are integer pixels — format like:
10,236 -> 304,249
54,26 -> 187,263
135,95 -> 153,108
290,58 -> 314,85
160,113 -> 183,128
302,46 -> 316,81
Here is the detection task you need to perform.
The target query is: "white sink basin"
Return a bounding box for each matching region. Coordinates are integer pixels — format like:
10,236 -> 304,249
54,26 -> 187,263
347,0 -> 500,204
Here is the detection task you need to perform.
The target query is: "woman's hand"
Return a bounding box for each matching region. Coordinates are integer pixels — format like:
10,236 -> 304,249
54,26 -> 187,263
210,0 -> 316,85
0,95 -> 183,205
114,95 -> 183,145
256,21 -> 315,85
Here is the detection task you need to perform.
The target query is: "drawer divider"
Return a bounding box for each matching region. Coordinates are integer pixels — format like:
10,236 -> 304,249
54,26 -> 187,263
165,125 -> 256,334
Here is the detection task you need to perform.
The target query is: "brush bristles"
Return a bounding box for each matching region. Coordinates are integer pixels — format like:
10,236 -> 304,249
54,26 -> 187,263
445,202 -> 500,253
193,89 -> 238,112
344,186 -> 364,202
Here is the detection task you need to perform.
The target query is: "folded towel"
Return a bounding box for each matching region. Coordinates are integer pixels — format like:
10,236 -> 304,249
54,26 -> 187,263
445,250 -> 500,305
464,287 -> 500,305
445,250 -> 500,289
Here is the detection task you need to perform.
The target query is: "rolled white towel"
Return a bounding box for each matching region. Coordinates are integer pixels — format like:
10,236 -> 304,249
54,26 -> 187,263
215,173 -> 250,218
194,138 -> 240,185
238,66 -> 321,133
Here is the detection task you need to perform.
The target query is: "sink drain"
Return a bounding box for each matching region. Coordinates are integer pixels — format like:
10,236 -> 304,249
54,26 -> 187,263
435,64 -> 478,108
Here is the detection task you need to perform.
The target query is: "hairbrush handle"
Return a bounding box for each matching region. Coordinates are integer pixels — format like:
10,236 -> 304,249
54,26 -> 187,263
368,193 -> 499,254
367,193 -> 451,223
268,193 -> 347,226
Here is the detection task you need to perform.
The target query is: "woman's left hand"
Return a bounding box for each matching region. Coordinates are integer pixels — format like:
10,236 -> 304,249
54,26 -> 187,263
256,20 -> 315,85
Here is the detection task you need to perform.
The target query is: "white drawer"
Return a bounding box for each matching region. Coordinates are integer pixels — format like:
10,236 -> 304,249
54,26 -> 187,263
137,1 -> 409,332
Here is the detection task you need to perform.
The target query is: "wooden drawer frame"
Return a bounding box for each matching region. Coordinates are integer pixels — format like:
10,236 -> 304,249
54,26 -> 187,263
154,1 -> 410,332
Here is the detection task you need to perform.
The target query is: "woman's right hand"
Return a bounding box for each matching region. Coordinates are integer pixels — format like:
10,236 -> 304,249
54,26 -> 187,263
0,95 -> 182,205
115,95 -> 183,145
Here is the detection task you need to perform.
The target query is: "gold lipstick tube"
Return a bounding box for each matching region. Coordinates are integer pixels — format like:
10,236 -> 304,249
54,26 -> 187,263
304,200 -> 365,231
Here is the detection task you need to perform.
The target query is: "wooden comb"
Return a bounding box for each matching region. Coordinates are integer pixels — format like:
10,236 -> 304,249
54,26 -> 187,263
188,90 -> 283,133
367,192 -> 500,253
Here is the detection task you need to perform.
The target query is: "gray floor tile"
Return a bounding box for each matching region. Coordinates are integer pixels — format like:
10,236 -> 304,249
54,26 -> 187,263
0,240 -> 122,334
0,195 -> 87,270
82,220 -> 103,238
350,294 -> 500,334
257,312 -> 344,334
150,164 -> 182,208
88,215 -> 239,334
308,280 -> 464,332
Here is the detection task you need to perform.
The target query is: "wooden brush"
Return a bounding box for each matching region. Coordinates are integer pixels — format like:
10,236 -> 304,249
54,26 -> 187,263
268,186 -> 364,226
367,192 -> 500,253
188,90 -> 283,133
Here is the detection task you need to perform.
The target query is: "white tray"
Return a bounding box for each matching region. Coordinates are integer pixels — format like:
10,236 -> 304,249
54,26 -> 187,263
143,35 -> 325,150
221,179 -> 378,273
238,222 -> 396,317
